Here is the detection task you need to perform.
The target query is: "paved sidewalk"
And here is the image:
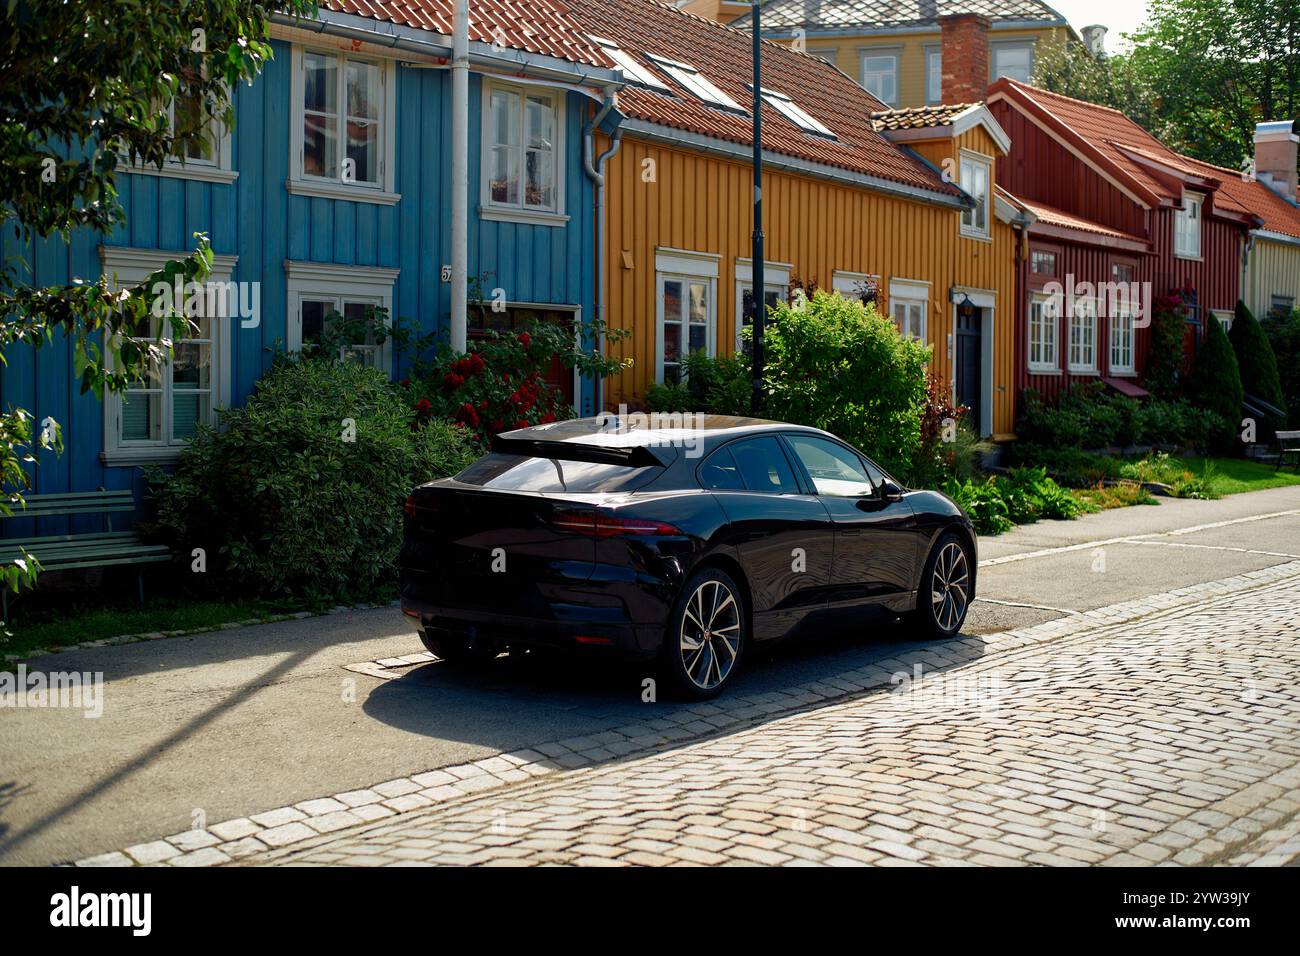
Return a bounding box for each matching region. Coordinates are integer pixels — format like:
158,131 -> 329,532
230,566 -> 1300,867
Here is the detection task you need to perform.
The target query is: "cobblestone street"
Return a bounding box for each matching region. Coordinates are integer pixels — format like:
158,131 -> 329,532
235,567 -> 1300,867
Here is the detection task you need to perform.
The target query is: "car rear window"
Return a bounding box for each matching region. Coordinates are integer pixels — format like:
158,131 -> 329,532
455,453 -> 660,493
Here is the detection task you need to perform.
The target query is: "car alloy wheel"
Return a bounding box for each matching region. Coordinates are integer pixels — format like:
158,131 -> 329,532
930,540 -> 970,633
679,578 -> 741,692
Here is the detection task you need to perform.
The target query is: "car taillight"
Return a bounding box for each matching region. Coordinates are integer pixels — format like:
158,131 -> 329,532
551,509 -> 682,537
404,495 -> 419,518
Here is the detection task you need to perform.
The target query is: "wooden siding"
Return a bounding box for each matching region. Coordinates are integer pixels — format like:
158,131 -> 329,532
1245,235 -> 1300,320
1,40 -> 595,535
601,133 -> 1020,437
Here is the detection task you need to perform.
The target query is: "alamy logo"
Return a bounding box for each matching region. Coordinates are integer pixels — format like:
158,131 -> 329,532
0,665 -> 103,718
150,277 -> 261,328
1040,274 -> 1153,328
49,886 -> 151,936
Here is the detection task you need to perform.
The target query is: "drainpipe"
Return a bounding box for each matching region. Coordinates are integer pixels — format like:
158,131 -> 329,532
583,87 -> 622,414
449,0 -> 469,353
1241,232 -> 1255,311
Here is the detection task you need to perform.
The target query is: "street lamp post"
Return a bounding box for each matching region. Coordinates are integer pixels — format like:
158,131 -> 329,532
749,1 -> 765,416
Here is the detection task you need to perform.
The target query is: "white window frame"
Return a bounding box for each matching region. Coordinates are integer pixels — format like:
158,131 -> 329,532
735,257 -> 792,353
1108,301 -> 1137,375
860,51 -> 899,107
1068,297 -> 1099,374
479,79 -> 569,227
654,249 -> 719,385
646,55 -> 743,111
285,261 -> 401,374
126,90 -> 237,184
587,35 -> 667,90
759,88 -> 834,138
99,246 -> 237,465
1028,291 -> 1060,373
1212,309 -> 1234,332
889,278 -> 929,342
925,47 -> 942,105
288,45 -> 399,205
959,149 -> 993,240
991,42 -> 1035,84
1174,192 -> 1203,259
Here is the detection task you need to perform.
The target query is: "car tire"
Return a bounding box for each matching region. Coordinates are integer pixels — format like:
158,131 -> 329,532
906,532 -> 973,639
419,627 -> 500,666
661,566 -> 747,700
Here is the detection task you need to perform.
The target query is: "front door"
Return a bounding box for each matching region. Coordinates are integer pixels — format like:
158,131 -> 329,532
955,305 -> 982,431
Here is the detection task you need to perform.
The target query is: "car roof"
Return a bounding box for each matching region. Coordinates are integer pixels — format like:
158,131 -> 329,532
500,414 -> 827,449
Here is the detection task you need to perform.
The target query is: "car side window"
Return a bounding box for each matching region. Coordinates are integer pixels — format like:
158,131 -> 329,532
698,446 -> 746,490
786,434 -> 875,498
723,437 -> 800,494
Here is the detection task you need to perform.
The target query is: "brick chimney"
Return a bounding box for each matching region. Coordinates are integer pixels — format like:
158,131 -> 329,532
1255,121 -> 1298,204
938,13 -> 990,104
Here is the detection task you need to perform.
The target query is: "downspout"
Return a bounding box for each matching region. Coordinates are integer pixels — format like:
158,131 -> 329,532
1241,231 -> 1255,311
583,87 -> 622,414
449,0 -> 469,353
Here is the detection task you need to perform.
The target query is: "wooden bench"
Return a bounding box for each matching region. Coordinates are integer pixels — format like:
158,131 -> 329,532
1278,430 -> 1300,472
0,489 -> 171,620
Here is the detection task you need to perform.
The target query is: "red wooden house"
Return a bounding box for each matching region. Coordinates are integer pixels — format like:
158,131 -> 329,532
986,79 -> 1260,410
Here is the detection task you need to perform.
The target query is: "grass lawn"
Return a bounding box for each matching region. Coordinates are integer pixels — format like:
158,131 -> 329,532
2,595 -> 308,666
1187,457 -> 1300,497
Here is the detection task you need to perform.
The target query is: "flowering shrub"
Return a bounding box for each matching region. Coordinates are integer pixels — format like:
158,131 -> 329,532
1143,288 -> 1193,399
908,372 -> 980,487
407,318 -> 629,446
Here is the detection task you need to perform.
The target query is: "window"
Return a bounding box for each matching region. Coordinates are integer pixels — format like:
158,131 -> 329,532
1109,305 -> 1135,374
1068,298 -> 1098,373
707,437 -> 800,494
786,434 -> 874,498
926,49 -> 942,105
860,53 -> 898,106
655,249 -> 718,385
1271,295 -> 1296,319
889,279 -> 928,341
587,36 -> 668,89
482,81 -> 565,223
286,262 -> 400,372
127,90 -> 236,183
1212,309 -> 1233,333
99,246 -> 236,464
1030,250 -> 1057,276
992,43 -> 1034,83
1028,292 -> 1059,373
736,258 -> 791,353
289,47 -> 397,202
1174,193 -> 1203,258
832,271 -> 878,306
760,89 -> 834,137
647,56 -> 743,111
960,151 -> 992,239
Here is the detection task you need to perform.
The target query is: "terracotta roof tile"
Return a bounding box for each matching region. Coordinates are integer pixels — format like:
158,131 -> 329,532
569,0 -> 963,197
1018,196 -> 1147,243
320,0 -> 611,67
870,103 -> 981,132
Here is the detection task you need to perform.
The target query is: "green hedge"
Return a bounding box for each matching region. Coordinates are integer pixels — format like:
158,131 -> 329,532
145,357 -> 476,603
1017,383 -> 1227,451
1229,301 -> 1286,425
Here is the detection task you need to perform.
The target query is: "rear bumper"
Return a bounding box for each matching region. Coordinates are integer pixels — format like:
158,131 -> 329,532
399,566 -> 674,662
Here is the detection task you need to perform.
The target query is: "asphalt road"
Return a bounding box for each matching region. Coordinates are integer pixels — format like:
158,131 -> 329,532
2,485 -> 1298,866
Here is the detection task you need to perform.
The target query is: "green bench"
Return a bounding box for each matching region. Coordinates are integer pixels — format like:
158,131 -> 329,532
1,489 -> 171,620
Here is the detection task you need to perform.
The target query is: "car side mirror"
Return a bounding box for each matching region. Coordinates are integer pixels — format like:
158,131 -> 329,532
879,479 -> 904,502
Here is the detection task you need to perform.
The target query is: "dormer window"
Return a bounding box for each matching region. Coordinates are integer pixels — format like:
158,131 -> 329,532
759,88 -> 834,138
588,35 -> 667,90
1174,192 -> 1203,259
647,55 -> 743,111
959,150 -> 992,240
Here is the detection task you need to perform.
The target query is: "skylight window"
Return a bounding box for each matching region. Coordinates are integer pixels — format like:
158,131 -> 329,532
587,35 -> 667,90
760,88 -> 835,137
646,54 -> 744,111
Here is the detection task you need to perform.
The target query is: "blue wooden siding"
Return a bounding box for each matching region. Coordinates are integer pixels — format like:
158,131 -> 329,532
1,38 -> 596,534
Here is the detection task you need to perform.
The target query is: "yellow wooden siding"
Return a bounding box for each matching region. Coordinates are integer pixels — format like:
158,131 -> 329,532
1245,236 -> 1300,319
601,135 -> 1020,436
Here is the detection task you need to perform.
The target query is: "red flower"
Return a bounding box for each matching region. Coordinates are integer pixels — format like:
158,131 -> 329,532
415,398 -> 432,417
470,353 -> 486,374
540,412 -> 556,424
515,418 -> 529,429
399,377 -> 411,388
518,331 -> 531,348
444,372 -> 465,389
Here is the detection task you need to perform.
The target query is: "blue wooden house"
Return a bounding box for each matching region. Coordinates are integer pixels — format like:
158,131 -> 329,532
1,2 -> 622,535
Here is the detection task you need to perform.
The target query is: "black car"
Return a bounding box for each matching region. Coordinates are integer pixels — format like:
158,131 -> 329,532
400,415 -> 976,699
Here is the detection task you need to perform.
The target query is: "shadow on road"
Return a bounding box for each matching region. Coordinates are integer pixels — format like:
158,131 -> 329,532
361,613 -> 988,752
